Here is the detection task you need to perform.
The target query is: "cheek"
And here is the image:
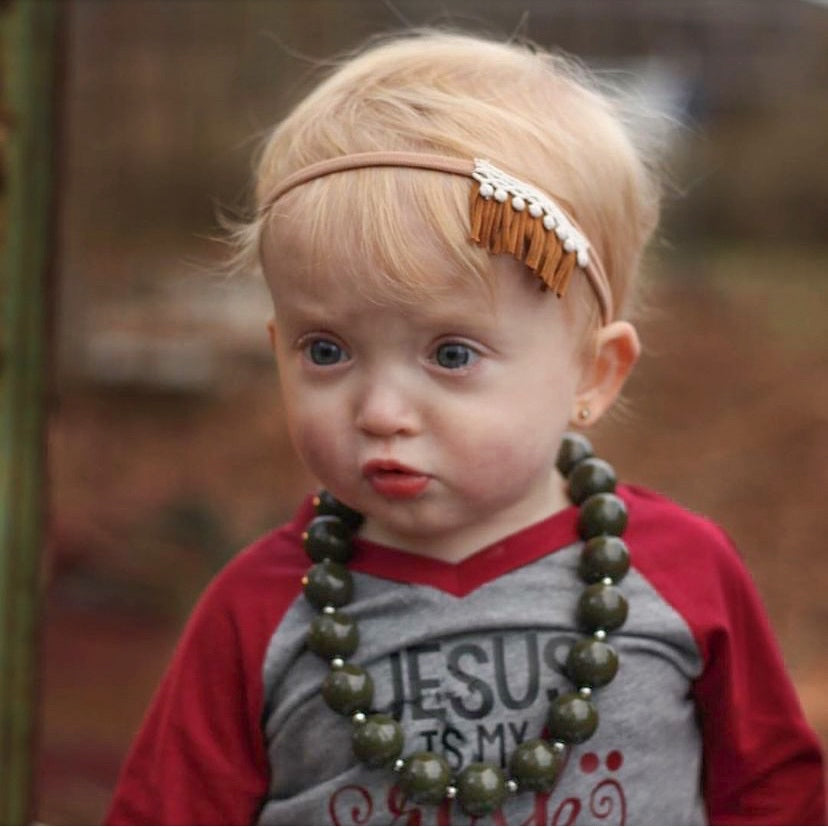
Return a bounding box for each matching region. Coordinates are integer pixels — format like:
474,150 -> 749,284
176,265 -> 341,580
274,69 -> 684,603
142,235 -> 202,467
279,390 -> 343,475
288,413 -> 338,472
445,414 -> 558,476
437,389 -> 572,481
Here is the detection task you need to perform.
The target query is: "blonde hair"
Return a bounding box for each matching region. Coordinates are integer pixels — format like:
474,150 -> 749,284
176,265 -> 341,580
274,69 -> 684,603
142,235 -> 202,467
236,30 -> 661,318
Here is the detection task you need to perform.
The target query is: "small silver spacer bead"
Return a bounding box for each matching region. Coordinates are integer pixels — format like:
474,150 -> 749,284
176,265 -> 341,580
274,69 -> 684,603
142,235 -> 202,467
322,605 -> 336,615
506,779 -> 519,794
393,758 -> 405,773
352,712 -> 367,725
330,657 -> 345,669
601,576 -> 613,586
552,740 -> 566,753
579,686 -> 592,699
445,785 -> 458,800
594,629 -> 607,641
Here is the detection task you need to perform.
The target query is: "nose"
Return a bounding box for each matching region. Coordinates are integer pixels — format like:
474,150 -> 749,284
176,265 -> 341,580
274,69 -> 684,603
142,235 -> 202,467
354,378 -> 420,438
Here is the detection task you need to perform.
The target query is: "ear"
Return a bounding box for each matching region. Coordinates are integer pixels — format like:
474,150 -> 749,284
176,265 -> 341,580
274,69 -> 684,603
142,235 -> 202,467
572,321 -> 640,427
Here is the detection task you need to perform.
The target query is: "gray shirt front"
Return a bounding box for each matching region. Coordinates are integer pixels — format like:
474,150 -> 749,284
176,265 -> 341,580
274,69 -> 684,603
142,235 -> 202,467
259,537 -> 704,825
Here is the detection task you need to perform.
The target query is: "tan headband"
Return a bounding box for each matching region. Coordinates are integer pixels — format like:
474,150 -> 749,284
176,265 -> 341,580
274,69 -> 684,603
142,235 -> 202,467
261,151 -> 613,323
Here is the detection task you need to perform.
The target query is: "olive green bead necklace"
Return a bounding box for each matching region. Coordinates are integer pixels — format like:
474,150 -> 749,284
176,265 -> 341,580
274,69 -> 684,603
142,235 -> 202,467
300,432 -> 630,817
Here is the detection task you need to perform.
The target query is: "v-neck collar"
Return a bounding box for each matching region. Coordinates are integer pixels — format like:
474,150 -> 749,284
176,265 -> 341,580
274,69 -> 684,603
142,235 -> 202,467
293,495 -> 582,598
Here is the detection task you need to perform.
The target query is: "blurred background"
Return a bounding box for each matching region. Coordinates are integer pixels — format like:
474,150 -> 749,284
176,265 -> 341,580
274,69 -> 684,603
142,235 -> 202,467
7,0 -> 828,822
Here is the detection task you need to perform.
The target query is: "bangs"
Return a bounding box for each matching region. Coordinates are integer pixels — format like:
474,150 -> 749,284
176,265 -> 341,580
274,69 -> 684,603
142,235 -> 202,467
261,166 -> 496,306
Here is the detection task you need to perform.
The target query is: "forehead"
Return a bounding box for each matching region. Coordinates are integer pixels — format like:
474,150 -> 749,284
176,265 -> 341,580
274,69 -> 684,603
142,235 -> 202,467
260,221 -> 484,313
265,231 -> 574,340
262,226 -> 591,355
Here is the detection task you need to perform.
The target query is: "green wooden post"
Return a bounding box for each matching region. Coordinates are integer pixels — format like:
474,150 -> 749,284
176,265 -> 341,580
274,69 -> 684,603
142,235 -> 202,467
0,0 -> 60,821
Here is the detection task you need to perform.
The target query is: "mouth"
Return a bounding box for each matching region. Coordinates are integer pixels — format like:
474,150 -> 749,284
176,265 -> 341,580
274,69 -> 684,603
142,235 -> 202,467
362,460 -> 430,500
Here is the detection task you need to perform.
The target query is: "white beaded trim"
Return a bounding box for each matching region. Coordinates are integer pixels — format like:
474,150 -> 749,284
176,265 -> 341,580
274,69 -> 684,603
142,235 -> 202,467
471,159 -> 591,269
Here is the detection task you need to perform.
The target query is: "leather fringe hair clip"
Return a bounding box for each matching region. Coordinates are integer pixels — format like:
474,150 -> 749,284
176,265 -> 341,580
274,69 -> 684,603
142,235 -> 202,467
260,151 -> 613,323
469,159 -> 589,300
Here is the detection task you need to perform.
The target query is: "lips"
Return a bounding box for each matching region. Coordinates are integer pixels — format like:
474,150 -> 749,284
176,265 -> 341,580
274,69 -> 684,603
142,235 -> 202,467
362,460 -> 430,500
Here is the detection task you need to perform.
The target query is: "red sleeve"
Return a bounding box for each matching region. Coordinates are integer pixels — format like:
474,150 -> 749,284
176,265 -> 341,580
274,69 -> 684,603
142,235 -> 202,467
692,551 -> 825,825
627,486 -> 826,825
105,517 -> 309,826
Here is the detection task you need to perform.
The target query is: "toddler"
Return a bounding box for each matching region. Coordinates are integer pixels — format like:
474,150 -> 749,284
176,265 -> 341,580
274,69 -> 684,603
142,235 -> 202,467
106,30 -> 825,825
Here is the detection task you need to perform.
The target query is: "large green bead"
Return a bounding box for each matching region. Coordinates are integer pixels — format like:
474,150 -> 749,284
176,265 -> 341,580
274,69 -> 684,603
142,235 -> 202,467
556,432 -> 593,477
398,751 -> 452,805
577,583 -> 628,632
303,560 -> 353,610
566,638 -> 619,688
508,738 -> 563,792
307,611 -> 359,659
577,493 -> 628,539
314,490 -> 364,532
578,536 -> 630,584
456,763 -> 508,817
568,458 -> 617,505
303,515 -> 354,564
322,664 -> 374,715
351,714 -> 404,768
547,692 -> 598,744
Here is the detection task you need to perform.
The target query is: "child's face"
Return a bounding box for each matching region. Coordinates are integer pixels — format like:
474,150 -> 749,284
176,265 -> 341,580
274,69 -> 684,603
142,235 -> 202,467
266,255 -> 590,561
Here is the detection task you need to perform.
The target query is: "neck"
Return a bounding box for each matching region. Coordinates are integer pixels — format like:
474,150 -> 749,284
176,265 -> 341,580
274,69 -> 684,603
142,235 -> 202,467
357,472 -> 571,563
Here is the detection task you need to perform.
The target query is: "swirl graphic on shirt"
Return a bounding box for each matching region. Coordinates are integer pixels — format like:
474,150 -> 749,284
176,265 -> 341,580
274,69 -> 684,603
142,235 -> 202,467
328,749 -> 628,825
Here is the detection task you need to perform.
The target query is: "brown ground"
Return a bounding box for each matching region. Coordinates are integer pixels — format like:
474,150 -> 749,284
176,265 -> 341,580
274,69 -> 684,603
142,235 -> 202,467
36,248 -> 828,823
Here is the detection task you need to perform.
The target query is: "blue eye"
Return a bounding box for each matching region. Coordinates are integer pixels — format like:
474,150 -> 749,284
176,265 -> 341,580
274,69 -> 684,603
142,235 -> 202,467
434,342 -> 477,370
306,339 -> 347,366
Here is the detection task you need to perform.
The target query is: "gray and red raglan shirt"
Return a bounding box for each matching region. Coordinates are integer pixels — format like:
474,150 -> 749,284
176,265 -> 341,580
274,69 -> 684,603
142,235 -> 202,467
106,485 -> 825,825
